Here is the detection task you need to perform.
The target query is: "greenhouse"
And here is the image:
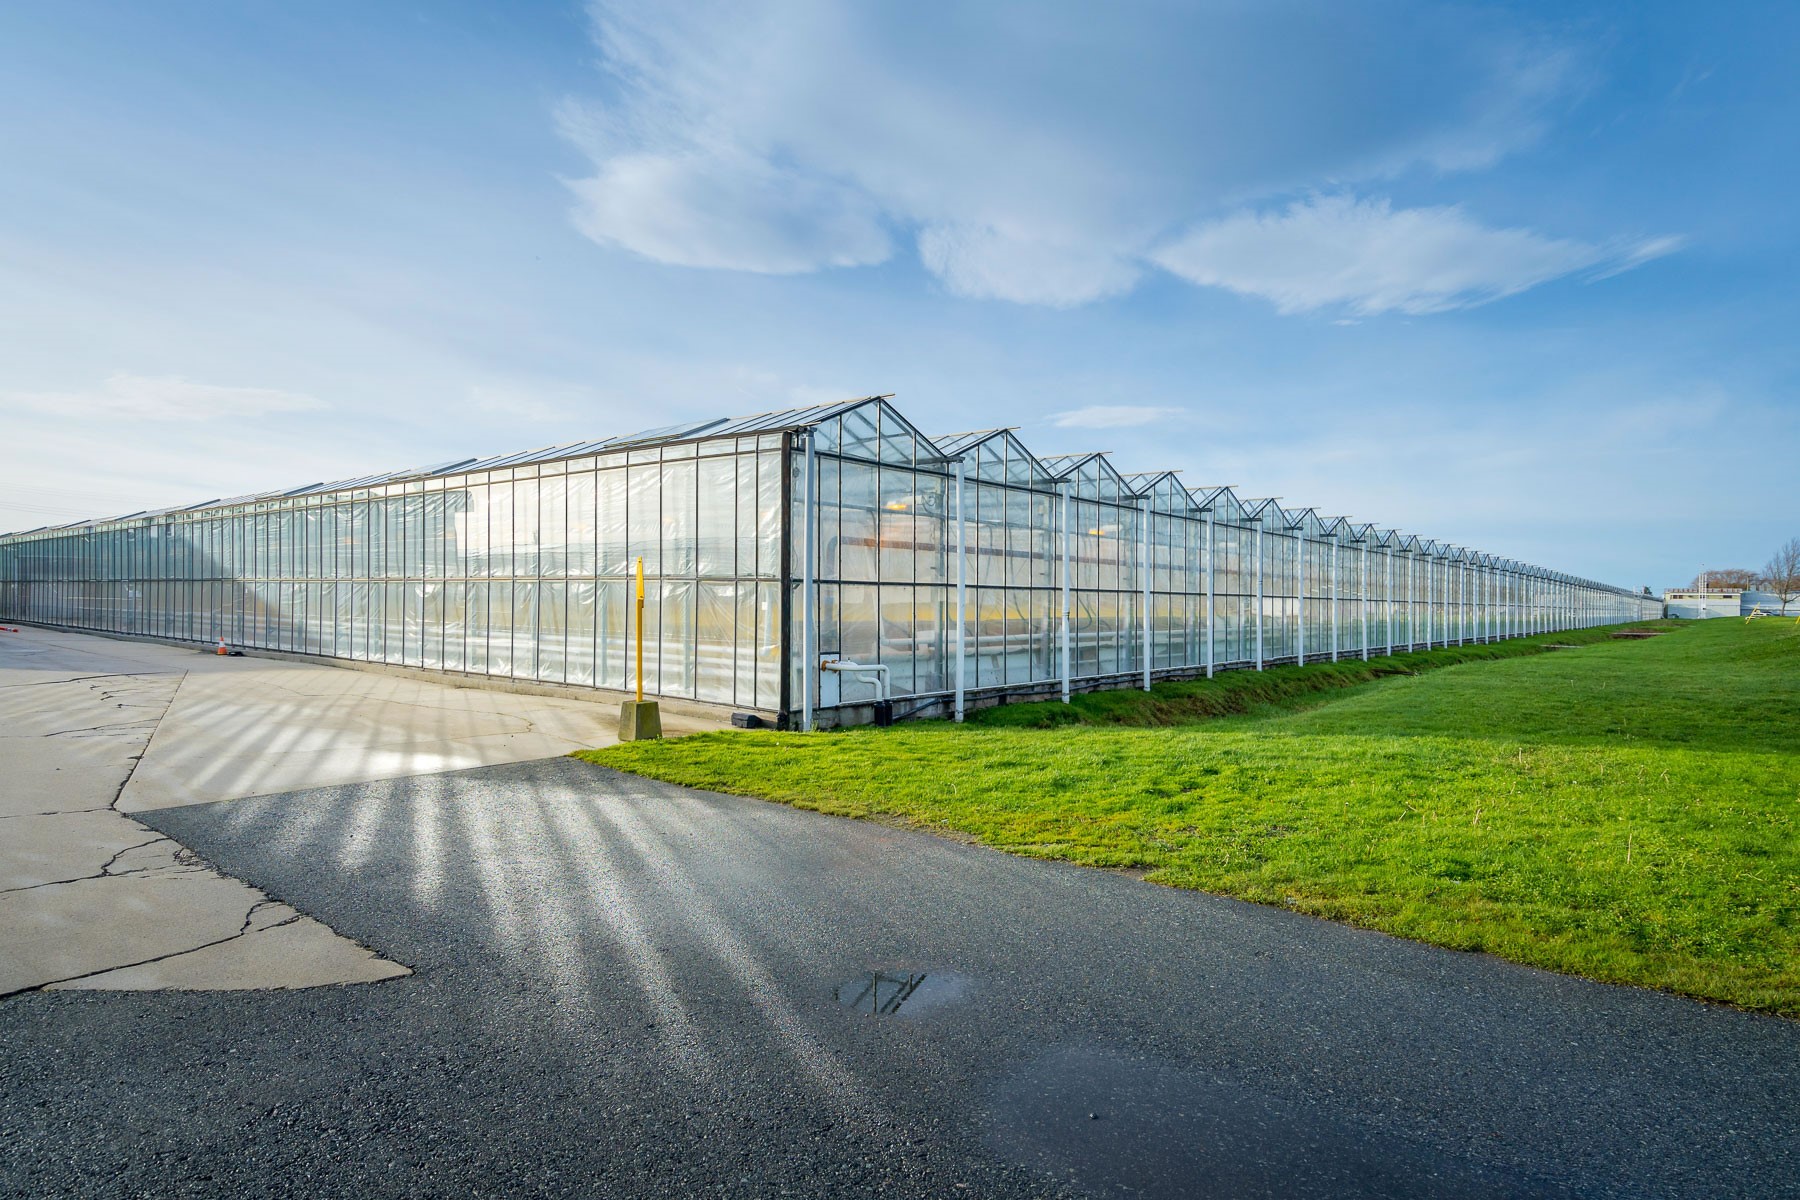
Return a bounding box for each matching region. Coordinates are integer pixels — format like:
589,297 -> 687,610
0,395 -> 1662,728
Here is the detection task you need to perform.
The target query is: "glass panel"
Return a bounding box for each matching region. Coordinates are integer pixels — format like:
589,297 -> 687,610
597,469 -> 629,576
698,455 -> 736,577
566,472 -> 596,577
628,465 -> 661,576
695,580 -> 735,704
538,581 -> 566,683
566,579 -> 596,687
756,451 -> 782,579
662,460 -> 698,577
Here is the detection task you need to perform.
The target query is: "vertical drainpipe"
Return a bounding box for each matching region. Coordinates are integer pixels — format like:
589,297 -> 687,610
1140,503 -> 1151,692
1253,521 -> 1264,671
1059,483 -> 1071,704
1204,510 -> 1215,679
953,455 -> 967,723
799,431 -> 817,733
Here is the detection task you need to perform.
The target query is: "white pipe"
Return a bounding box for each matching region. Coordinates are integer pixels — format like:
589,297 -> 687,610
822,660 -> 889,702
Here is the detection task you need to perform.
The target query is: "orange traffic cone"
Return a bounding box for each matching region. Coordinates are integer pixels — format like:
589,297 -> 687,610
216,637 -> 229,656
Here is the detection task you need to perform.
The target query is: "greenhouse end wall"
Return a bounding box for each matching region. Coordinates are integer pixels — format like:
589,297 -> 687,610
0,396 -> 1663,729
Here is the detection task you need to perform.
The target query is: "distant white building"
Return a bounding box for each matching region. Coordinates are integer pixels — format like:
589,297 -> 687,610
1664,589 -> 1799,618
1664,589 -> 1740,619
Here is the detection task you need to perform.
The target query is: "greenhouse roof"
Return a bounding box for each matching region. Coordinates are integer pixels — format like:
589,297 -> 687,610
0,392 -> 1638,593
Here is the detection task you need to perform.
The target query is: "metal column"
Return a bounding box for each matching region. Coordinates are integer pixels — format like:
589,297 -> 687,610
1204,511 -> 1215,679
1330,537 -> 1339,662
1360,541 -> 1370,662
799,432 -> 816,733
1059,483 -> 1071,704
1140,504 -> 1151,692
1253,523 -> 1264,671
1296,529 -> 1306,667
953,456 -> 967,723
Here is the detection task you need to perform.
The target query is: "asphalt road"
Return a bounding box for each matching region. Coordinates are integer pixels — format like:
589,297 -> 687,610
3,758 -> 1794,1198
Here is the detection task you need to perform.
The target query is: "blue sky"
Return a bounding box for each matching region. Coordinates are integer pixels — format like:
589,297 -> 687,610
2,1 -> 1794,589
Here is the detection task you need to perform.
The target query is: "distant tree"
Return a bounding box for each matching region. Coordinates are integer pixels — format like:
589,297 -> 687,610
1687,567 -> 1759,590
1763,538 -> 1800,612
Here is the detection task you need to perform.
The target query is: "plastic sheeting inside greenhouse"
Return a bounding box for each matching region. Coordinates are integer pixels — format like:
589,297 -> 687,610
0,396 -> 1663,728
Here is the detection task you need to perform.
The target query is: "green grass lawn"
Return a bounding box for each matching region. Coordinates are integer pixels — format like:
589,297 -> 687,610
580,618 -> 1800,1015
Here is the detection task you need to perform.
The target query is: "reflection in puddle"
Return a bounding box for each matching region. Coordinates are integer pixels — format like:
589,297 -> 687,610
835,970 -> 968,1016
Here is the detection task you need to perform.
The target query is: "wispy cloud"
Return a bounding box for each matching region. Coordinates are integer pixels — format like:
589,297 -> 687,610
1050,405 -> 1182,430
1153,196 -> 1679,316
562,2 -> 1588,308
1,372 -> 327,422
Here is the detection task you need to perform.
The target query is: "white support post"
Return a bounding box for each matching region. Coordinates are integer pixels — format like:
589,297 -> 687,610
1330,537 -> 1339,662
799,432 -> 817,733
1140,504 -> 1151,692
953,456 -> 967,723
1253,523 -> 1264,671
1296,529 -> 1306,668
1484,564 -> 1491,641
1204,511 -> 1215,679
1405,552 -> 1414,650
1385,548 -> 1394,656
1424,556 -> 1433,648
1360,542 -> 1370,662
1457,561 -> 1465,645
1059,483 -> 1072,703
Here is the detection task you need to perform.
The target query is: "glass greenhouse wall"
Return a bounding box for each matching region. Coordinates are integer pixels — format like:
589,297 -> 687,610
0,396 -> 1663,728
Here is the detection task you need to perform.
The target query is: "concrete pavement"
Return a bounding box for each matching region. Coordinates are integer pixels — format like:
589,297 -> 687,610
3,757 -> 1793,1198
0,624 -> 716,995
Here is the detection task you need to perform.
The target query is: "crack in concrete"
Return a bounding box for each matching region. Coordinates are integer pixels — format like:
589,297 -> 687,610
100,834 -> 175,875
108,671 -> 185,814
0,894 -> 304,1000
27,721 -> 163,740
0,671 -> 178,691
0,832 -> 176,896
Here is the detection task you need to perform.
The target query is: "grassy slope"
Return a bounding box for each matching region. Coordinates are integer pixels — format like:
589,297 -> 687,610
581,619 -> 1800,1015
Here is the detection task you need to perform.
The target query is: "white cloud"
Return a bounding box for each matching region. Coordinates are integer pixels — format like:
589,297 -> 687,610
918,223 -> 1139,307
1153,196 -> 1677,316
1050,405 -> 1181,430
561,142 -> 891,274
562,1 -> 1607,308
1,372 -> 327,422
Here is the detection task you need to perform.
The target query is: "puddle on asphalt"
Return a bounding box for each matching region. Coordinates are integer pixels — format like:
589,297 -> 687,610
834,970 -> 969,1017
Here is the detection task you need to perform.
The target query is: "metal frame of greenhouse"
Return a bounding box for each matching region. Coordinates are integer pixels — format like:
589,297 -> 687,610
0,395 -> 1663,729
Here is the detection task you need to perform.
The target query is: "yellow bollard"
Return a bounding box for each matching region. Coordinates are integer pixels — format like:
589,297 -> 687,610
619,555 -> 661,740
